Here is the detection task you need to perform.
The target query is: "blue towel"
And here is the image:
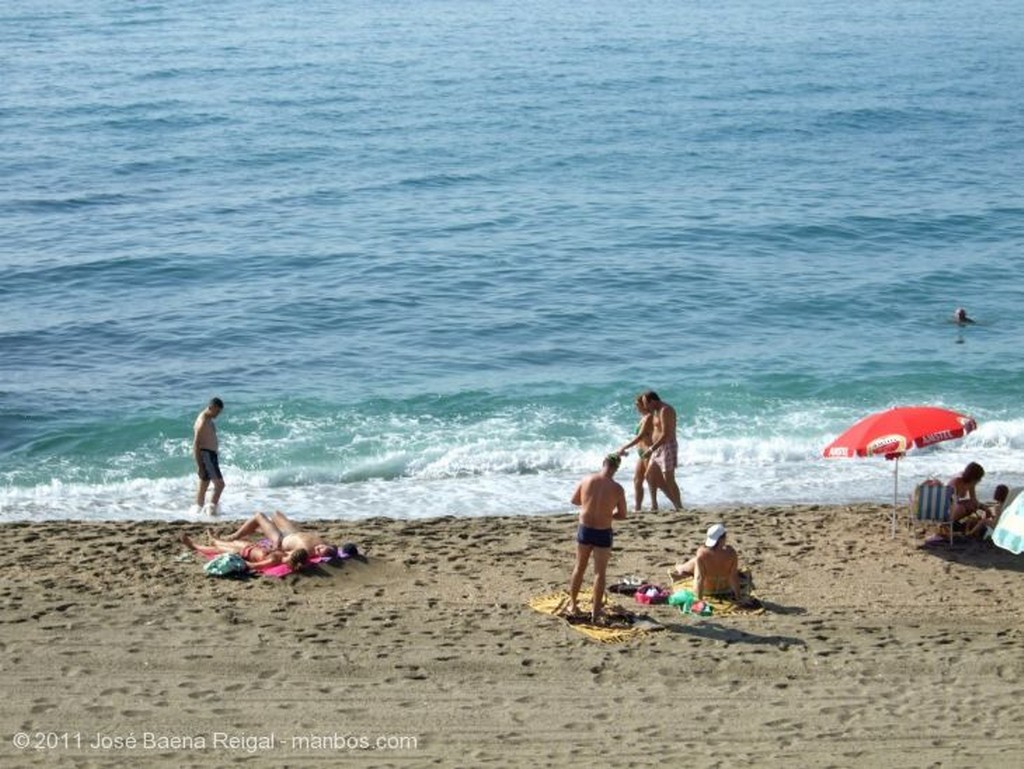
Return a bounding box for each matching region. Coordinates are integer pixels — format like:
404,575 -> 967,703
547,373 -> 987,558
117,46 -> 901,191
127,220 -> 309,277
992,493 -> 1024,554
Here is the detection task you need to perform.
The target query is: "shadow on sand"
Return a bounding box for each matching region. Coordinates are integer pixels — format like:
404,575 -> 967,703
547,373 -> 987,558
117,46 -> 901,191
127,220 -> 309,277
664,619 -> 806,650
918,537 -> 1024,573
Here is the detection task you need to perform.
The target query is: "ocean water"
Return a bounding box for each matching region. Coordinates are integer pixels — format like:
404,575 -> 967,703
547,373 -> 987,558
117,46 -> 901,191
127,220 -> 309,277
2,0 -> 1023,522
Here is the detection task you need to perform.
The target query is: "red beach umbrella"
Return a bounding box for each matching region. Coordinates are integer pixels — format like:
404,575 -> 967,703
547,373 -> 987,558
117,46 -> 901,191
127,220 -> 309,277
823,406 -> 978,536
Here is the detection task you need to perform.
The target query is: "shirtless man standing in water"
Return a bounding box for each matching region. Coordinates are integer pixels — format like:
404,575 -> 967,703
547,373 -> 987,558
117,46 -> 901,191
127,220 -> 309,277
192,397 -> 225,516
567,454 -> 628,623
640,390 -> 684,512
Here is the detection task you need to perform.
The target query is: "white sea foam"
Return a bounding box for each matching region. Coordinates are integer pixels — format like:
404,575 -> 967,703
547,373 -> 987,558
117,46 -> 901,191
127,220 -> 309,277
4,422 -> 1023,523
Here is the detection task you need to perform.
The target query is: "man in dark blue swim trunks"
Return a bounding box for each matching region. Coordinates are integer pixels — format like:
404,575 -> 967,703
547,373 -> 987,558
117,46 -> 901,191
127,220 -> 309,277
567,453 -> 628,623
192,397 -> 225,516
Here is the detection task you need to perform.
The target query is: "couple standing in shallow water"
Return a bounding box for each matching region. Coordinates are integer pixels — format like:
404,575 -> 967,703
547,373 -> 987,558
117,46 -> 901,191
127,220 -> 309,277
616,390 -> 684,513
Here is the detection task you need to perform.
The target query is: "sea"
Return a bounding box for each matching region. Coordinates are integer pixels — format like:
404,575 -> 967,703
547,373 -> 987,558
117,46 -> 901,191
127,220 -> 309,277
2,0 -> 1023,523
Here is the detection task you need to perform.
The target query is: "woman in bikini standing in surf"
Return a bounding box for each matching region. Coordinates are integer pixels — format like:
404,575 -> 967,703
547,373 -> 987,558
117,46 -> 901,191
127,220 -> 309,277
616,394 -> 659,512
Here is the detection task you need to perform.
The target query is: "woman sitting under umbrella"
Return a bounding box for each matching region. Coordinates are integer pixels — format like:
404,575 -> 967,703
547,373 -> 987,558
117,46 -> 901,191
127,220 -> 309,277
950,461 -> 987,525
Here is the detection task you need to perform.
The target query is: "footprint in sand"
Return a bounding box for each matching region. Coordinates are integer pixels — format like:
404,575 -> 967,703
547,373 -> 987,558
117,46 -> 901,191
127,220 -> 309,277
60,666 -> 92,677
186,689 -> 220,701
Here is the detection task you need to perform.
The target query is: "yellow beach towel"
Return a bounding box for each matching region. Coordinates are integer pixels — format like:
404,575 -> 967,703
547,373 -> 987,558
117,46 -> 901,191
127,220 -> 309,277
528,590 -> 664,644
670,580 -> 765,616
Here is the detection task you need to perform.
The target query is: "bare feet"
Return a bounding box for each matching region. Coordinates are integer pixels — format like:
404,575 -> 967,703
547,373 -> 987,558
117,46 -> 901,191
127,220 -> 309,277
179,533 -> 197,550
668,564 -> 692,580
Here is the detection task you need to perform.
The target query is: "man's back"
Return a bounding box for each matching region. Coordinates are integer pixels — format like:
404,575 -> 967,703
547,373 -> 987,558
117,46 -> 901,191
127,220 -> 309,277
574,473 -> 626,529
695,545 -> 738,591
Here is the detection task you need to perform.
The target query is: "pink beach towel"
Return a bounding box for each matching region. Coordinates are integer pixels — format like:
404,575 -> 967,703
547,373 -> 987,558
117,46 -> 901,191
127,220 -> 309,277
258,556 -> 332,578
198,552 -> 332,578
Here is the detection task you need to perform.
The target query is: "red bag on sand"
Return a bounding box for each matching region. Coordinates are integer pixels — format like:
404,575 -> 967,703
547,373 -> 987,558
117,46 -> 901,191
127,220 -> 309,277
633,584 -> 670,604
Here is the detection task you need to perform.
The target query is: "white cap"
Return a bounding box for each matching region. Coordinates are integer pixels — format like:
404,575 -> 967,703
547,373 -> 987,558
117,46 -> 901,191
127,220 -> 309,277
704,523 -> 727,548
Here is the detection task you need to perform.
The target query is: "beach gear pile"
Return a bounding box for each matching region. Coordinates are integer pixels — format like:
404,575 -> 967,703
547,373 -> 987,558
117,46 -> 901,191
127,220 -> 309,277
667,588 -> 713,616
203,553 -> 248,577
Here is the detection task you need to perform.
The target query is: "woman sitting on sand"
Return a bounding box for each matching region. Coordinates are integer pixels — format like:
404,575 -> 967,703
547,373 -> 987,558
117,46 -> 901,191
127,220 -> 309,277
669,523 -> 743,602
221,511 -> 338,560
180,533 -> 309,571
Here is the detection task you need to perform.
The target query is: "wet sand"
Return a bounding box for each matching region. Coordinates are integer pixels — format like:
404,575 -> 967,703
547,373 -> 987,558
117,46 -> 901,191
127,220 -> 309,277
2,504 -> 1023,768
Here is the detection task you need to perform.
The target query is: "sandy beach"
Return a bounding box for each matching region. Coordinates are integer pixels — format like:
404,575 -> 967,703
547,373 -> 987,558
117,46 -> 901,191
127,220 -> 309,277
2,503 -> 1023,768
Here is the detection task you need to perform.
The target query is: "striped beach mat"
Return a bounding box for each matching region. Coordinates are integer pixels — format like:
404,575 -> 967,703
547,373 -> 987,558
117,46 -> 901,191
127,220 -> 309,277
912,481 -> 953,522
992,493 -> 1024,554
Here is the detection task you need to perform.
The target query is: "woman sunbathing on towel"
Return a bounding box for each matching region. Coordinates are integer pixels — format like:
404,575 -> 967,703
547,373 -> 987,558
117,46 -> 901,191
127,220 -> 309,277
179,533 -> 309,571
221,511 -> 338,560
669,523 -> 742,601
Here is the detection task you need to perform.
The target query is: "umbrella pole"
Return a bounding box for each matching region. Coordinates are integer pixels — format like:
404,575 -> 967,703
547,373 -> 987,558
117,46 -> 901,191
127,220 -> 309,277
891,457 -> 900,539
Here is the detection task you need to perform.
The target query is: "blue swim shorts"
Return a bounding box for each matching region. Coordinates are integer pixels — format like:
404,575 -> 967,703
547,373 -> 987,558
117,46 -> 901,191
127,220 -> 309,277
197,449 -> 223,482
576,524 -> 613,549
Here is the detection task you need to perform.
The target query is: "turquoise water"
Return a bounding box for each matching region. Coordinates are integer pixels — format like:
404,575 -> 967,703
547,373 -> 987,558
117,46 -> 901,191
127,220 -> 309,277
2,0 -> 1023,521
